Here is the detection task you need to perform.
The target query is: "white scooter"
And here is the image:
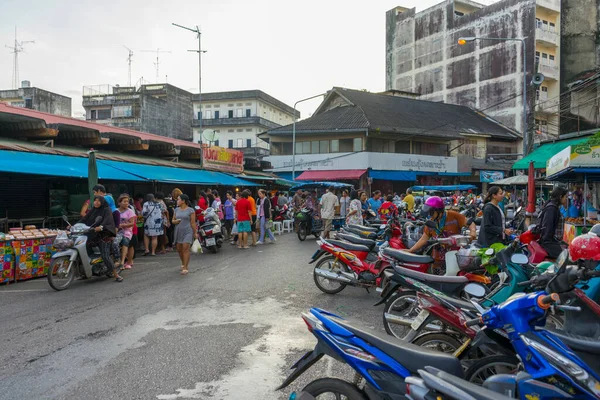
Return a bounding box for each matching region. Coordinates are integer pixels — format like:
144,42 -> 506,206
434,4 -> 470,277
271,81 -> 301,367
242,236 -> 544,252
47,215 -> 114,291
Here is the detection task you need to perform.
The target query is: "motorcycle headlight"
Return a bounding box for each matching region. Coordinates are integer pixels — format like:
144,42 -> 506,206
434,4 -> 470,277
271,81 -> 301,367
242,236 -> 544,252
521,335 -> 600,394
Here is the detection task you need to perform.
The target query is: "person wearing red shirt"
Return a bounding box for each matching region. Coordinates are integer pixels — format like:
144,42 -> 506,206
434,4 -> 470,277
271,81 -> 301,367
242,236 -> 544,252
245,190 -> 258,246
378,195 -> 398,221
195,191 -> 209,226
235,191 -> 253,249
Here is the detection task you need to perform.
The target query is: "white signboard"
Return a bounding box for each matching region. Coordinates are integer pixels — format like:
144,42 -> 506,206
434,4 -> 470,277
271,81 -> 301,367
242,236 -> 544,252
266,152 -> 458,173
546,146 -> 571,177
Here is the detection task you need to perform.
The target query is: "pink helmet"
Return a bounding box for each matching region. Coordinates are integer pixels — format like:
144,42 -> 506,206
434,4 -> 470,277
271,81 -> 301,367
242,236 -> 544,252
421,196 -> 444,218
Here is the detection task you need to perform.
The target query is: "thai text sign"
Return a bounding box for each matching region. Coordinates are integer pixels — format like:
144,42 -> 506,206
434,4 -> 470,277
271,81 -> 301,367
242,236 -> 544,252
480,170 -> 504,183
546,146 -> 572,177
202,145 -> 244,174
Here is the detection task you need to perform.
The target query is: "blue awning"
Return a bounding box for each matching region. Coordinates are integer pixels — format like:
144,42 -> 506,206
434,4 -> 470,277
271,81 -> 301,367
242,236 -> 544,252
0,150 -> 145,181
370,170 -> 416,181
99,160 -> 259,186
415,172 -> 472,176
411,184 -> 477,191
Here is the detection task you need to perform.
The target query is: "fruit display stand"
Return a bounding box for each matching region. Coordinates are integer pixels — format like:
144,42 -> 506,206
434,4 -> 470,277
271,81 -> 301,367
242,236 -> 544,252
6,228 -> 59,282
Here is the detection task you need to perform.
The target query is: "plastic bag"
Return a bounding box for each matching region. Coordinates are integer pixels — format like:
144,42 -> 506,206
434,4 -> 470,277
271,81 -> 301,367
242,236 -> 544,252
231,223 -> 238,235
191,239 -> 203,254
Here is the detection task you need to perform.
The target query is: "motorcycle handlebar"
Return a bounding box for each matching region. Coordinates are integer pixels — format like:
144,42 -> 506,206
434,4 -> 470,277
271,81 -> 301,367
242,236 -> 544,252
464,317 -> 482,327
517,280 -> 533,287
537,293 -> 559,309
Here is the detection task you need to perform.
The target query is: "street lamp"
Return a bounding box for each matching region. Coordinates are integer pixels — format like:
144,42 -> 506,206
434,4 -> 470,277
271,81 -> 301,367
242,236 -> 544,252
173,23 -> 207,140
458,36 -> 529,155
292,93 -> 326,180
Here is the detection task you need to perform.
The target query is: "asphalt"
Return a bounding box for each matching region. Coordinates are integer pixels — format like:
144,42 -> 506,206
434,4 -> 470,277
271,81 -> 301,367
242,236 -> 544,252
0,232 -> 384,400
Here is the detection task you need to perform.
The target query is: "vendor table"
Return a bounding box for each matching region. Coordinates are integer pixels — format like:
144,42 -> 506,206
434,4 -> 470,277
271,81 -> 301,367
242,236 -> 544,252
0,229 -> 58,284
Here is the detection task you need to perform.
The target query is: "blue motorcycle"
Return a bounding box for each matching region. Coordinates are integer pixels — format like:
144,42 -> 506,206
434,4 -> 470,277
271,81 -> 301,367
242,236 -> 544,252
277,307 -> 464,399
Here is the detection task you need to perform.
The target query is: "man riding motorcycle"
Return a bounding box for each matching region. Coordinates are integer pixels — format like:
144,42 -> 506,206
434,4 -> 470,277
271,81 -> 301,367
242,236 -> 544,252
408,196 -> 477,253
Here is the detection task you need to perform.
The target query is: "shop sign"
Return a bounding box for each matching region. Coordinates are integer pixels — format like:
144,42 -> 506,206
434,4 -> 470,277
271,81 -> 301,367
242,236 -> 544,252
201,145 -> 244,174
479,170 -> 504,183
569,144 -> 600,168
546,146 -> 572,177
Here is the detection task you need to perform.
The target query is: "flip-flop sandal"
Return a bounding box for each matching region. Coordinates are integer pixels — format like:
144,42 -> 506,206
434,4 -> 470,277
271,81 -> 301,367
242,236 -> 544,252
143,252 -> 150,256
243,246 -> 250,249
237,246 -> 243,249
115,276 -> 124,282
180,269 -> 189,275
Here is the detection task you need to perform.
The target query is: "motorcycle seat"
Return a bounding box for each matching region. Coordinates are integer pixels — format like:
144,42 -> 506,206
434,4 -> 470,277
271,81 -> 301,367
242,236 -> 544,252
365,252 -> 379,263
334,316 -> 464,378
335,233 -> 377,250
347,224 -> 378,232
436,293 -> 478,311
343,228 -> 378,240
327,239 -> 371,253
393,264 -> 469,283
423,367 -> 511,400
383,248 -> 434,264
549,330 -> 600,355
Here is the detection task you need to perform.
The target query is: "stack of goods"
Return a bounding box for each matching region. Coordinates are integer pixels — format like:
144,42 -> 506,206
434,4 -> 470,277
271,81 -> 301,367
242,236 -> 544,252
0,233 -> 15,284
9,227 -> 59,281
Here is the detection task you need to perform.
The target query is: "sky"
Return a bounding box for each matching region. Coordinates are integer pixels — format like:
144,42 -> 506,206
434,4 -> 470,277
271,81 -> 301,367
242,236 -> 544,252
1,0 -> 495,121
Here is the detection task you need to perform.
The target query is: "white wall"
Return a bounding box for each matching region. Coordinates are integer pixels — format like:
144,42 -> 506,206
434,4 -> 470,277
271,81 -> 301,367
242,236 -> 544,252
193,125 -> 269,149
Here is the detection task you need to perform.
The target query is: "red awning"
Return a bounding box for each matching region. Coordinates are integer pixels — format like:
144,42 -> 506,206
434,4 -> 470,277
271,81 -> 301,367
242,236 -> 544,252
296,169 -> 367,181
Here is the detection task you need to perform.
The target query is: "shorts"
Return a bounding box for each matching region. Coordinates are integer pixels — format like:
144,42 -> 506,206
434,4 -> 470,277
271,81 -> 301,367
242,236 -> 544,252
237,221 -> 251,233
251,215 -> 257,232
120,236 -> 131,247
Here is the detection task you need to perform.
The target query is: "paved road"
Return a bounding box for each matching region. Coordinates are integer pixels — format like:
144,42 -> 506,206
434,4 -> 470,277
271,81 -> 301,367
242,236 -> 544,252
0,233 -> 384,399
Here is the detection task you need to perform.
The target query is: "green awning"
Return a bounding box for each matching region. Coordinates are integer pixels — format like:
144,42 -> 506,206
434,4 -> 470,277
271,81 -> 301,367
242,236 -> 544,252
512,138 -> 588,170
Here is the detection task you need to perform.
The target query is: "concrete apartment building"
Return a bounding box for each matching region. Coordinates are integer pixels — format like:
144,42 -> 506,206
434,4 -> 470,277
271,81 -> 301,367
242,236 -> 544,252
192,90 -> 298,150
82,84 -> 193,141
385,0 -> 561,142
0,81 -> 72,117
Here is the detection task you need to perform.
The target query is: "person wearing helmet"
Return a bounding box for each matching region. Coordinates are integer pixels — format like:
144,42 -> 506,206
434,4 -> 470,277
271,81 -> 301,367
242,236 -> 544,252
408,196 -> 476,253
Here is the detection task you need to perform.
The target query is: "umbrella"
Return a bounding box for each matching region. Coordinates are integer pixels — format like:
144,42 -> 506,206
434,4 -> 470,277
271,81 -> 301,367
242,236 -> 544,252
87,149 -> 98,202
527,161 -> 536,214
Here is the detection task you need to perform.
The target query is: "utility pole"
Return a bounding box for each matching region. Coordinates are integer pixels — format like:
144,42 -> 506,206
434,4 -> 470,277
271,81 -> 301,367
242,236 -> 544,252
140,48 -> 171,83
5,26 -> 34,89
123,45 -> 134,87
172,23 -> 207,139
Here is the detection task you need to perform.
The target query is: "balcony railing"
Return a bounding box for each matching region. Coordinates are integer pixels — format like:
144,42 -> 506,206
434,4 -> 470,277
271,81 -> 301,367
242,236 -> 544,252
538,63 -> 559,80
192,116 -> 280,130
241,146 -> 271,158
536,27 -> 558,46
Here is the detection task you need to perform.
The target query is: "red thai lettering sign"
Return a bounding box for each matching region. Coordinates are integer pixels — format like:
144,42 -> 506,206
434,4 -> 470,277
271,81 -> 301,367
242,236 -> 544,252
201,145 -> 244,174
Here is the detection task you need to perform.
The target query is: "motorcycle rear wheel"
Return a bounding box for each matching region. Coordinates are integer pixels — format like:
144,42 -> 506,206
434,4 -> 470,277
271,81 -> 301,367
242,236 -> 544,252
412,332 -> 462,354
464,355 -> 519,384
48,256 -> 75,291
313,256 -> 348,294
302,378 -> 367,400
382,290 -> 419,340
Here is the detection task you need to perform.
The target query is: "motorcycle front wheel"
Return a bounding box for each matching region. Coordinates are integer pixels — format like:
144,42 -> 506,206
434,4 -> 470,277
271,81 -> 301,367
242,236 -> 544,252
301,378 -> 367,400
48,256 -> 75,291
209,245 -> 218,254
297,223 -> 307,241
313,255 -> 348,294
382,290 -> 420,340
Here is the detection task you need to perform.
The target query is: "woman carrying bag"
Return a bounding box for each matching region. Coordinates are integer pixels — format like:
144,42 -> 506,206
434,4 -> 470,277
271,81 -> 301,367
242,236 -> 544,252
172,194 -> 198,275
477,186 -> 513,248
256,189 -> 277,244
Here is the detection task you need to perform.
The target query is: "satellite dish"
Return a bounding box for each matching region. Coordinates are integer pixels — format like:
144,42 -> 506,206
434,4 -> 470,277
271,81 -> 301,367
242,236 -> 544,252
531,73 -> 545,87
202,129 -> 219,145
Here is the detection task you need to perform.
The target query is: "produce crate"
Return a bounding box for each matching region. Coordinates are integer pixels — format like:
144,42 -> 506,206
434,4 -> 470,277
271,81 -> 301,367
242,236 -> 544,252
13,237 -> 56,281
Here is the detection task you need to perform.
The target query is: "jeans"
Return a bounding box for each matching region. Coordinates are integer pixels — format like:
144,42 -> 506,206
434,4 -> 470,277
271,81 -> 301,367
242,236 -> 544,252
259,216 -> 275,242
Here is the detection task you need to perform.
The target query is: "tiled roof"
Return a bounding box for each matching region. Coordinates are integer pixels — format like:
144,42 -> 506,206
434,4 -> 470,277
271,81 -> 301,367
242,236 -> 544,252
264,87 -> 518,140
193,90 -> 298,117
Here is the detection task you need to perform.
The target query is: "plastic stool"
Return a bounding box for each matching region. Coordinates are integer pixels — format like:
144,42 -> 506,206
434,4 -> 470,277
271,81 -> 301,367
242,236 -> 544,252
282,219 -> 293,233
273,221 -> 283,235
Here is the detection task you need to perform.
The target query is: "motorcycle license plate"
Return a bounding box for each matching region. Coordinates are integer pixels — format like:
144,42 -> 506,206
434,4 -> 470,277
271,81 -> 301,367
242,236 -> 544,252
205,237 -> 216,246
411,310 -> 430,330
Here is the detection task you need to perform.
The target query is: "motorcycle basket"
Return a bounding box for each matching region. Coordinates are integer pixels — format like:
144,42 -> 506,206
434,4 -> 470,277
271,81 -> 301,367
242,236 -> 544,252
456,254 -> 482,272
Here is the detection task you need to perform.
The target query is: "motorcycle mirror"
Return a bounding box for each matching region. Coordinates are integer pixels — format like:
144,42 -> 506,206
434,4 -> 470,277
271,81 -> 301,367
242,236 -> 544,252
511,253 -> 529,265
516,206 -> 522,214
485,248 -> 494,256
380,224 -> 386,230
62,215 -> 69,223
528,224 -> 537,232
425,220 -> 437,229
464,283 -> 486,298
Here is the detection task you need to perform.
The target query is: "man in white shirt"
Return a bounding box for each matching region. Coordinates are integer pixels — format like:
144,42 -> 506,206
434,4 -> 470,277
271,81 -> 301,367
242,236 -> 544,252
320,186 -> 339,239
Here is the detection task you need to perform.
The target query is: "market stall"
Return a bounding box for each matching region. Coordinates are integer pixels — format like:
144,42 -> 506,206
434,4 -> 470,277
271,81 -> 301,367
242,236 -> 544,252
289,181 -> 353,231
546,133 -> 600,244
0,228 -> 58,284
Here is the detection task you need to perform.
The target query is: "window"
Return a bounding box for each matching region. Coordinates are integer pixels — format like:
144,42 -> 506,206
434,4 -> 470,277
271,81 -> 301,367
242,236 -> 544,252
25,98 -> 33,109
228,110 -> 233,118
295,142 -> 311,154
454,10 -> 464,16
236,103 -> 243,107
353,138 -> 362,152
542,86 -> 548,93
246,109 -> 251,117
339,139 -> 354,152
311,141 -> 320,154
228,103 -> 234,107
112,106 -> 133,118
413,142 -> 448,156
236,108 -> 243,117
228,129 -> 234,133
549,54 -> 555,65
91,110 -> 97,120
320,140 -> 329,153
236,138 -> 244,148
236,129 -> 243,132
395,141 -> 410,154
198,111 -> 202,120
549,22 -> 555,31
228,139 -> 233,148
214,140 -> 219,147
214,110 -> 220,119
246,139 -> 252,148
204,110 -> 212,119
535,51 -> 540,64
246,128 -> 252,132
97,109 -> 111,120
331,139 -> 339,152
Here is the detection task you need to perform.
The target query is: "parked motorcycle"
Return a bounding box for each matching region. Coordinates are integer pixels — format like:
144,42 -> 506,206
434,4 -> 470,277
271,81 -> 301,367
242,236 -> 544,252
296,208 -> 322,241
48,215 -> 113,291
199,207 -> 223,253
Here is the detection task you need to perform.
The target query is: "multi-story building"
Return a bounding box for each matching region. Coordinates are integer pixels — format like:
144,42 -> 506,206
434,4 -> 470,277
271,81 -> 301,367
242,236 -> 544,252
0,81 -> 71,116
82,83 -> 193,141
385,0 -> 561,142
191,90 -> 298,149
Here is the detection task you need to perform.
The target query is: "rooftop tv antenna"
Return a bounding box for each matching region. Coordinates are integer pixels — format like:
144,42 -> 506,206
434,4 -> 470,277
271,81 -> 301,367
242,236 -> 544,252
5,26 -> 34,89
140,48 -> 171,83
124,45 -> 134,87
